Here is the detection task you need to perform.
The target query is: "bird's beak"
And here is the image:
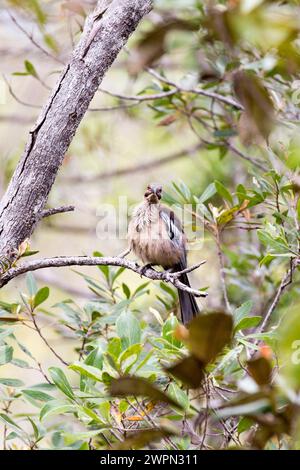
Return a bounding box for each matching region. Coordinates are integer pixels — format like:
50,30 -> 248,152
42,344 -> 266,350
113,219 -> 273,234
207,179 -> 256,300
151,185 -> 162,196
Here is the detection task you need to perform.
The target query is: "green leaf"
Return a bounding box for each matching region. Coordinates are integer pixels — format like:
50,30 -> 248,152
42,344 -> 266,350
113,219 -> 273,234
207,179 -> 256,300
49,367 -> 75,400
162,315 -> 182,349
21,250 -> 39,258
94,251 -> 109,280
69,362 -> 103,382
22,388 -> 54,402
0,413 -> 22,433
217,398 -> 270,419
63,430 -> 105,445
257,229 -> 290,254
122,283 -> 131,299
110,376 -> 183,409
167,383 -> 189,410
26,272 -> 38,296
84,347 -> 103,369
24,60 -> 38,78
215,180 -> 233,204
119,344 -> 143,373
234,301 -> 253,326
0,378 -> 24,387
234,316 -> 262,332
33,287 -> 49,308
0,345 -> 13,365
159,282 -> 177,301
43,33 -> 58,52
116,311 -> 141,348
238,417 -> 253,435
27,417 -> 41,441
199,182 -> 217,203
112,267 -> 125,284
54,301 -> 81,324
107,338 -> 122,359
40,400 -> 76,421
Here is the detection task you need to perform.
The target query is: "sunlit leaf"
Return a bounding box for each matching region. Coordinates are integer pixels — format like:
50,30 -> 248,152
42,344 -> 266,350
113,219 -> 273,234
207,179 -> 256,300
49,367 -> 75,400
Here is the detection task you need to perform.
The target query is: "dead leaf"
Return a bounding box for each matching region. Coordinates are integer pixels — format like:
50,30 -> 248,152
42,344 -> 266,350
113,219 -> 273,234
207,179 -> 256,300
247,357 -> 272,386
186,312 -> 233,364
110,376 -> 182,409
165,355 -> 205,388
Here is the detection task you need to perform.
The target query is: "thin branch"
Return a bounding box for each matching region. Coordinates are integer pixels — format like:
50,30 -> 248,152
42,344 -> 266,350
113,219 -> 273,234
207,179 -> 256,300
227,142 -> 268,172
2,75 -> 41,109
41,205 -> 75,218
215,231 -> 231,313
89,102 -> 138,112
258,262 -> 296,334
146,68 -> 243,110
99,87 -> 177,102
9,13 -> 65,65
118,247 -> 131,258
0,255 -> 207,296
64,143 -> 203,183
169,261 -> 206,278
249,260 -> 298,359
185,110 -> 266,173
29,309 -> 69,366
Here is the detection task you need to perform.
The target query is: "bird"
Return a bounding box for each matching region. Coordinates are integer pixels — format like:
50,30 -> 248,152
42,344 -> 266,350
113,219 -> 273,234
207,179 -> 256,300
128,182 -> 199,324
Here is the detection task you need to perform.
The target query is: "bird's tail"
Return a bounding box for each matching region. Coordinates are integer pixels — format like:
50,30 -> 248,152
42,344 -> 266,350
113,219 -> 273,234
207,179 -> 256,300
175,263 -> 199,325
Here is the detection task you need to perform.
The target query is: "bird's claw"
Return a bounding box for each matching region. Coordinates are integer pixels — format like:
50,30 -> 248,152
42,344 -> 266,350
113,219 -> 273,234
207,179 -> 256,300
162,269 -> 173,283
139,263 -> 153,277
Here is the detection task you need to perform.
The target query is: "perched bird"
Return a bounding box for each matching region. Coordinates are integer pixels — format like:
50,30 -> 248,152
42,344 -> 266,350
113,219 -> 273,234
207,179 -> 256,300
128,183 -> 199,324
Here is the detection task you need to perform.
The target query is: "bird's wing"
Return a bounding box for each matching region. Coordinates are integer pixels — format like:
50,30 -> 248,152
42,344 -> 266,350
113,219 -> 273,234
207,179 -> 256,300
159,206 -> 187,264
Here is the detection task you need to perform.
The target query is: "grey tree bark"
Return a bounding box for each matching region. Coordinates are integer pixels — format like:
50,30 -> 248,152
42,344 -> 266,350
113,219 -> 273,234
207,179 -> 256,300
0,0 -> 152,270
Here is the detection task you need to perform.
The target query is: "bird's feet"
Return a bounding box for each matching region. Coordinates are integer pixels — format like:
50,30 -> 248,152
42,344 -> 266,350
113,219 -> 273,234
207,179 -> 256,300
139,263 -> 154,277
162,268 -> 174,283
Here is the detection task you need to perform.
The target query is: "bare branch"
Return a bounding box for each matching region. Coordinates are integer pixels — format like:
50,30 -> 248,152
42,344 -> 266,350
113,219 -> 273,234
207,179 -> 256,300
3,75 -> 41,109
169,261 -> 206,278
41,205 -> 75,218
9,13 -> 65,65
259,261 -> 296,334
99,87 -> 177,102
0,255 -> 207,297
118,247 -> 131,258
227,142 -> 268,172
146,68 -> 243,110
89,102 -> 138,112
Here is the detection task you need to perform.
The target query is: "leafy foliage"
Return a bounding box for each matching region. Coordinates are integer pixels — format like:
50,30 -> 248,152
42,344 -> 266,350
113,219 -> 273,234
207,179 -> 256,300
2,0 -> 300,451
